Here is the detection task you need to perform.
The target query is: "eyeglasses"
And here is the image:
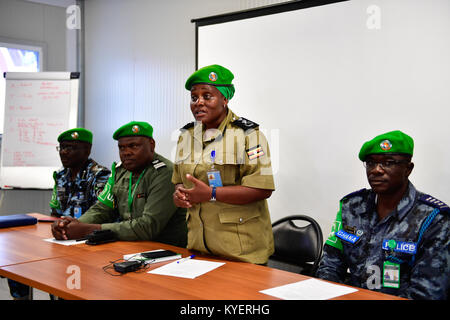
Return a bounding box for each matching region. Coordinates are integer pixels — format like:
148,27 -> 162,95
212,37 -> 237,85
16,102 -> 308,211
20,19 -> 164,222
56,145 -> 82,152
363,159 -> 410,170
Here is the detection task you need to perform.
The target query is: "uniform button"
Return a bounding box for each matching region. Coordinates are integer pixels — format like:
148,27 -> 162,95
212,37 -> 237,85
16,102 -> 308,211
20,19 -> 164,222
239,218 -> 243,223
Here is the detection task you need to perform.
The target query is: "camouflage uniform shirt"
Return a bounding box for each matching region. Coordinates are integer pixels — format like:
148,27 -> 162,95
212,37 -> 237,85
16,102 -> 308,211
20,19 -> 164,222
316,182 -> 449,300
50,158 -> 110,218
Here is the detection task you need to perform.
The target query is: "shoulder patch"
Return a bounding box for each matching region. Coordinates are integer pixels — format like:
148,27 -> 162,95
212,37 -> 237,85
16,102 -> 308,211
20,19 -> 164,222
341,188 -> 367,201
418,194 -> 449,213
181,122 -> 195,130
231,117 -> 259,130
152,159 -> 166,170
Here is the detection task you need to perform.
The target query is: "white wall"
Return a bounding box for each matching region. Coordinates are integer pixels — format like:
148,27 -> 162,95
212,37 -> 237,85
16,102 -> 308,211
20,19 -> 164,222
0,0 -> 68,71
0,0 -> 69,215
197,0 -> 450,237
82,0 -> 450,239
84,0 -> 288,166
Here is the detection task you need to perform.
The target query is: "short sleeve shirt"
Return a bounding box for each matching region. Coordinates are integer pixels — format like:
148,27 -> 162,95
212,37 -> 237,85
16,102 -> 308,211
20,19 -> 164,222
172,109 -> 275,264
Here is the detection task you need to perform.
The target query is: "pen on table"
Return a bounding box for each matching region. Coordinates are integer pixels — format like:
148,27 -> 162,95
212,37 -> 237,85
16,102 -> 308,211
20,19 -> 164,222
177,254 -> 195,263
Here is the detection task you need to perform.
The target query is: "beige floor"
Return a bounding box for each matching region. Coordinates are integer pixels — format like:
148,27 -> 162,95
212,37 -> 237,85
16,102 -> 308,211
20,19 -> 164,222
0,277 -> 50,300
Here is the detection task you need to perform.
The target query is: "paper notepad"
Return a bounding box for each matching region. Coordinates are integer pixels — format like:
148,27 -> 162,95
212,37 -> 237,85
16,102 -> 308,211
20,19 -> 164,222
148,259 -> 225,279
260,278 -> 358,300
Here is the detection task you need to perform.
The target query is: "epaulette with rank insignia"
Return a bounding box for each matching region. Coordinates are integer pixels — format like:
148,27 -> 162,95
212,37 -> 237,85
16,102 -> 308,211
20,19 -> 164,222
152,159 -> 166,170
341,188 -> 367,201
231,117 -> 259,130
418,194 -> 449,213
181,122 -> 195,130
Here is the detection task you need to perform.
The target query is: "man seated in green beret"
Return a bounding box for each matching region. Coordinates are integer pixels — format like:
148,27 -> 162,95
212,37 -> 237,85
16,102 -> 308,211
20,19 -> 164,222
9,128 -> 110,300
50,128 -> 111,218
51,121 -> 187,247
316,130 -> 449,300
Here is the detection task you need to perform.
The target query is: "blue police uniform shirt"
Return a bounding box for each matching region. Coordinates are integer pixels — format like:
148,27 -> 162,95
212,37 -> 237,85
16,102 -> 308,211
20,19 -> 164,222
51,158 -> 110,217
316,182 -> 449,300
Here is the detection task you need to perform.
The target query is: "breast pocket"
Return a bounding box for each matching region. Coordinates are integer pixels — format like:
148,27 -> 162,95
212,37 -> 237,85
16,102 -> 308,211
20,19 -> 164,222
216,151 -> 239,186
340,233 -> 367,266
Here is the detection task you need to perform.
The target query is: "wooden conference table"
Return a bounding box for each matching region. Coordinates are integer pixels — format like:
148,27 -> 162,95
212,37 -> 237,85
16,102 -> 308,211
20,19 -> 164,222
0,217 -> 404,300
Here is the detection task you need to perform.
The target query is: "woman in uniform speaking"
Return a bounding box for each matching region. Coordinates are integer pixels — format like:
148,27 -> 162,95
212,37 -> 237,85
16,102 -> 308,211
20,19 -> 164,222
172,64 -> 275,264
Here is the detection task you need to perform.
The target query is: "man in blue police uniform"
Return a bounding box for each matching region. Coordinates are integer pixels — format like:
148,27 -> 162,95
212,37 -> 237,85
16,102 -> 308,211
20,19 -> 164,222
8,128 -> 110,300
49,128 -> 111,218
316,130 -> 449,300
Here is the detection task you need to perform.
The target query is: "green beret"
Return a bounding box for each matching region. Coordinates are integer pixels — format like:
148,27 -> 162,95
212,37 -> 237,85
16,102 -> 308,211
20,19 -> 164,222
185,64 -> 235,100
358,130 -> 414,161
57,128 -> 92,144
113,121 -> 153,140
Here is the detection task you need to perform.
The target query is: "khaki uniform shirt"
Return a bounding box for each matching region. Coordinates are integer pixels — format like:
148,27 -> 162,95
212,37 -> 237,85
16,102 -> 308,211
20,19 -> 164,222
172,109 -> 275,264
79,153 -> 187,247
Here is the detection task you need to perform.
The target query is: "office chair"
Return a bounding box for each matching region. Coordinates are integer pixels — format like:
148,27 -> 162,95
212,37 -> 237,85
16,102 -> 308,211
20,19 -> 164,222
268,215 -> 323,276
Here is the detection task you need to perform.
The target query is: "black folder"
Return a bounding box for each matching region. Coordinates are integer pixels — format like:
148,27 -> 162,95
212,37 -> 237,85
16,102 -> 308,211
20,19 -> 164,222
0,214 -> 38,228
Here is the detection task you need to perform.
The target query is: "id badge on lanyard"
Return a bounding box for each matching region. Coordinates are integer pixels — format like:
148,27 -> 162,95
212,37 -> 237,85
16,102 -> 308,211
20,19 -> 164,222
206,150 -> 223,187
381,239 -> 410,289
383,261 -> 400,288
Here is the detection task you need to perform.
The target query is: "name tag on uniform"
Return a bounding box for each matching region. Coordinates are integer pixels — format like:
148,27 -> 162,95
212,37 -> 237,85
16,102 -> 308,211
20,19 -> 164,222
335,229 -> 360,244
207,170 -> 223,187
382,240 -> 417,254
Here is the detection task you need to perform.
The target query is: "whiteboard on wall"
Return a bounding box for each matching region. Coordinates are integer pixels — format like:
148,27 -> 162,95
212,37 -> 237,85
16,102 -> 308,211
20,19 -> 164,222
0,72 -> 79,189
195,0 -> 450,235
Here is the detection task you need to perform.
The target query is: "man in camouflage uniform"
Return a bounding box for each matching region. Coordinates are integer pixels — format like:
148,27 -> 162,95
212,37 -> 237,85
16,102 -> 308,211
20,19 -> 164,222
9,128 -> 110,299
51,121 -> 187,247
50,128 -> 110,218
316,130 -> 449,300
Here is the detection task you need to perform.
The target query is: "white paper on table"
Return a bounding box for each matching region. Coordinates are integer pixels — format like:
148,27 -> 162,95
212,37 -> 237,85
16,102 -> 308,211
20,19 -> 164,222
43,238 -> 87,246
148,259 -> 225,279
260,278 -> 358,300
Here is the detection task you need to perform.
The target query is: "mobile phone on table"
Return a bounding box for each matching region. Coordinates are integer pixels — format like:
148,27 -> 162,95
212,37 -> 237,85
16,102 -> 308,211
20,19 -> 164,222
141,250 -> 177,259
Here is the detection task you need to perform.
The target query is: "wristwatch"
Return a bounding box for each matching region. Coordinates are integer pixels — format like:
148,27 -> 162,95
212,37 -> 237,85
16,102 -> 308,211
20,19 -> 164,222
210,186 -> 217,202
